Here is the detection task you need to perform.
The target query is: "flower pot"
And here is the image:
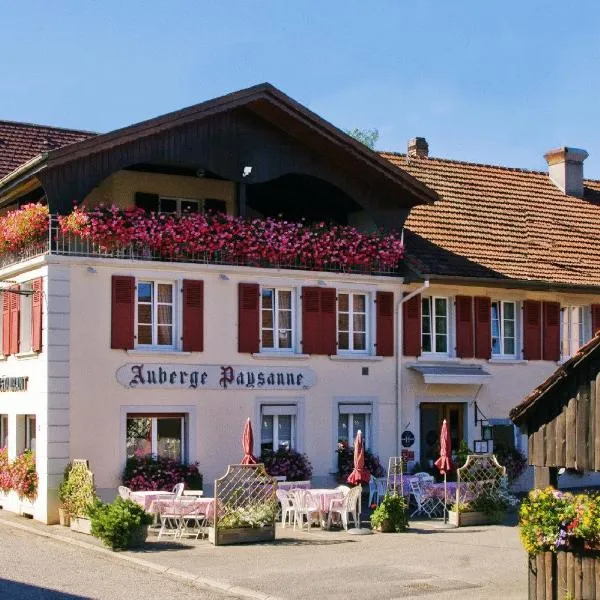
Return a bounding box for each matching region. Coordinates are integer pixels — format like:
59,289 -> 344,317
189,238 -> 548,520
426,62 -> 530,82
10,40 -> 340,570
58,507 -> 71,527
128,525 -> 148,548
376,519 -> 395,533
70,516 -> 92,535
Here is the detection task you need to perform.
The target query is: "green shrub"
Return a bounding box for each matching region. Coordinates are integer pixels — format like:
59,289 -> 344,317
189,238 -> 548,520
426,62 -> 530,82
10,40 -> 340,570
218,501 -> 278,529
370,494 -> 409,532
88,497 -> 153,551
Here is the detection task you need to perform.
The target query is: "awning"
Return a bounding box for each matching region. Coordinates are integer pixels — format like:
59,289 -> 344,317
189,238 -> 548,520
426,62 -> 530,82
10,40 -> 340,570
409,364 -> 492,385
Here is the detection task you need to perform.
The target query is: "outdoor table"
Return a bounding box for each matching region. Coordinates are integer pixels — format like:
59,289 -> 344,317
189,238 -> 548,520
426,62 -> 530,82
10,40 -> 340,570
130,490 -> 174,511
149,496 -> 216,521
183,490 -> 204,497
278,480 -> 311,491
308,488 -> 344,514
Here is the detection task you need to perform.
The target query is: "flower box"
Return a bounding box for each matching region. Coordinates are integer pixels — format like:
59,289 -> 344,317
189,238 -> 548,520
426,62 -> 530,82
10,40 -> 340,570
209,525 -> 275,546
70,516 -> 92,535
448,510 -> 503,527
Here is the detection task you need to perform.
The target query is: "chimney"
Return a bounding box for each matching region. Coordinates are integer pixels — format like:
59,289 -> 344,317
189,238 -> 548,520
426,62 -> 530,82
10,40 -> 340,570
544,147 -> 588,197
408,137 -> 429,158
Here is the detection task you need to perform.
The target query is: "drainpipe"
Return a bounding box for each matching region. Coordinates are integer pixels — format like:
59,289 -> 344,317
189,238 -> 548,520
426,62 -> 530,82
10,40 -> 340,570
396,280 -> 429,455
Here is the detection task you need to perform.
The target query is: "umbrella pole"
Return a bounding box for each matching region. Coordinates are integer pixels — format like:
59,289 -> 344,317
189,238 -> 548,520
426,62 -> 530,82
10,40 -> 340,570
444,473 -> 448,524
358,484 -> 362,529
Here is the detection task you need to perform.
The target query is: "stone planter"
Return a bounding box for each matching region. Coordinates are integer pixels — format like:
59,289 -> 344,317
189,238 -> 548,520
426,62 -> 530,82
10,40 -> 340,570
448,510 -> 503,527
128,525 -> 148,548
209,525 -> 275,546
70,516 -> 92,535
58,507 -> 71,527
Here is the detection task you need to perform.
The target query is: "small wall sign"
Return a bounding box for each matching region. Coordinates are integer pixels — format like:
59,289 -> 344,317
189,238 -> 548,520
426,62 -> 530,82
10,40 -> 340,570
401,449 -> 415,462
401,430 -> 415,448
116,363 -> 316,391
0,376 -> 28,392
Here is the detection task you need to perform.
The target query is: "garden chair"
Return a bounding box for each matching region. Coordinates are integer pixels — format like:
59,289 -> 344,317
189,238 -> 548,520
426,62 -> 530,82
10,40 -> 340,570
335,485 -> 351,497
276,489 -> 295,528
408,478 -> 442,518
118,486 -> 131,500
327,485 -> 361,531
157,497 -> 183,539
291,490 -> 320,532
178,499 -> 207,540
172,482 -> 185,498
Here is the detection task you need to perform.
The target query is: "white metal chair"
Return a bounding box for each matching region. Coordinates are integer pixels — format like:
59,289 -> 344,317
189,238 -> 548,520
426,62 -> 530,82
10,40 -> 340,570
327,485 -> 361,531
157,497 -> 183,539
292,490 -> 321,532
408,478 -> 442,518
118,486 -> 131,500
276,489 -> 295,528
178,499 -> 207,540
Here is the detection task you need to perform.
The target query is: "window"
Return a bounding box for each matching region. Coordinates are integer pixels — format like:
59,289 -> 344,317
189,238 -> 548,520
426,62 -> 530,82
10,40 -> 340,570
19,282 -> 33,353
260,289 -> 294,351
25,415 -> 35,452
491,301 -> 517,357
422,297 -> 449,354
338,404 -> 371,447
561,306 -> 591,358
260,405 -> 297,453
0,415 -> 7,448
338,292 -> 368,352
159,197 -> 201,215
126,415 -> 185,462
136,281 -> 175,348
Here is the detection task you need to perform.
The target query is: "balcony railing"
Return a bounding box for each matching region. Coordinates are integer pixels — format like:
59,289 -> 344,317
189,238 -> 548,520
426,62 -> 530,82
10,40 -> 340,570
0,215 -> 404,277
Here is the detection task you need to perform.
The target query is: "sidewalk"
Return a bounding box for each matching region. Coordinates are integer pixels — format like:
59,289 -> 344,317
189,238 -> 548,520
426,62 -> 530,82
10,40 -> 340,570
0,511 -> 527,600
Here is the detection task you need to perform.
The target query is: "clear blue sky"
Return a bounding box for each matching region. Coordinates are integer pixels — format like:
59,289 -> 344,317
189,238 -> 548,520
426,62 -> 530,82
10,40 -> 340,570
2,1 -> 600,176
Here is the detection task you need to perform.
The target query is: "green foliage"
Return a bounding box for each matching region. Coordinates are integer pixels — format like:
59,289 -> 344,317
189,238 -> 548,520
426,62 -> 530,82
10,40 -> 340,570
345,128 -> 379,150
88,497 -> 153,551
470,492 -> 509,518
61,461 -> 97,517
455,441 -> 471,468
370,494 -> 409,532
218,501 -> 278,529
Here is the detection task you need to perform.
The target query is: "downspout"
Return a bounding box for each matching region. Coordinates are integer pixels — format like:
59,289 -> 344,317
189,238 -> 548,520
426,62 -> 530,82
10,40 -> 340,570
396,279 -> 429,455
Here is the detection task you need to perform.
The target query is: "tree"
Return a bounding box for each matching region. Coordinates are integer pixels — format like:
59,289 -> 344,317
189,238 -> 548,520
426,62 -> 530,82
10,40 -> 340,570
345,128 -> 379,150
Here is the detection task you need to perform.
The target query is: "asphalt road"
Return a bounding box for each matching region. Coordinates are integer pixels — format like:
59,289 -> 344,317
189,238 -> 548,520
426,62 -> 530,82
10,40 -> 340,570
0,523 -> 240,600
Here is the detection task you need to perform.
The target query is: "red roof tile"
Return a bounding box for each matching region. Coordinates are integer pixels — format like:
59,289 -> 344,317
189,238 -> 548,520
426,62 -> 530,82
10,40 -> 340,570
0,120 -> 96,180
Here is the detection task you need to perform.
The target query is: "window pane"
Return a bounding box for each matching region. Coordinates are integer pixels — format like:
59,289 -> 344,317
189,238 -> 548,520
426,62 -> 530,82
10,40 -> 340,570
126,418 -> 151,458
422,298 -> 431,317
504,319 -> 515,338
353,414 -> 366,439
278,311 -> 291,329
262,309 -> 273,329
504,302 -> 515,320
26,416 -> 36,452
435,316 -> 447,335
138,282 -> 152,303
353,332 -> 366,350
261,415 -> 274,452
278,329 -> 292,348
157,418 -> 182,461
261,289 -> 273,309
421,315 -> 431,334
157,284 -> 172,303
278,415 -> 293,450
338,313 -> 349,331
278,291 -> 291,310
504,338 -> 515,355
338,294 -> 349,312
157,325 -> 172,345
338,332 -> 349,350
353,314 -> 366,332
338,415 -> 349,443
353,294 -> 366,312
434,298 -> 447,316
160,199 -> 177,213
435,334 -> 447,353
137,325 -> 152,345
138,304 -> 152,324
181,200 -> 199,213
262,330 -> 274,348
157,305 -> 172,325
422,333 -> 432,353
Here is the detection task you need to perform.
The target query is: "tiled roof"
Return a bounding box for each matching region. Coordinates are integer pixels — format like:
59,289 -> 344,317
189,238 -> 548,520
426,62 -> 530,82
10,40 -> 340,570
0,120 -> 95,179
383,152 -> 600,288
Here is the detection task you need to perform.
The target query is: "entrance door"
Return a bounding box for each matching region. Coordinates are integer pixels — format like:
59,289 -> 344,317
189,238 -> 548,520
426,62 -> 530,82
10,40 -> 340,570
419,403 -> 464,466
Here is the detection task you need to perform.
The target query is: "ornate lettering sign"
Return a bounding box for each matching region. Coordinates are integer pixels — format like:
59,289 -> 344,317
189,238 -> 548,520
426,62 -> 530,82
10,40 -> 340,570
116,363 -> 316,390
0,376 -> 28,392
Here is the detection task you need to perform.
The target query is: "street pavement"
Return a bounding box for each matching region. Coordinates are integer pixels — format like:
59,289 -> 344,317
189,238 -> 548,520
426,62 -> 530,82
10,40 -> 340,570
0,512 -> 528,600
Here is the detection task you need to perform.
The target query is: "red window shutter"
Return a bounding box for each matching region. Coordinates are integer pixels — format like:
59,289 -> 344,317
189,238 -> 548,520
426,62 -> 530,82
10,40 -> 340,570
592,304 -> 600,335
523,300 -> 542,360
455,296 -> 474,358
2,292 -> 10,356
542,301 -> 561,361
31,278 -> 43,353
238,283 -> 259,353
111,276 -> 135,350
9,285 -> 20,355
182,279 -> 204,352
402,293 -> 421,357
375,291 -> 394,357
302,287 -> 321,355
474,297 -> 491,359
319,288 -> 337,356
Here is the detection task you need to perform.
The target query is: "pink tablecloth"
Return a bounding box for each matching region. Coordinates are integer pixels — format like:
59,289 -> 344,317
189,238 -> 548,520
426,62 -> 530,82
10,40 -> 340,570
130,491 -> 174,511
149,497 -> 215,520
308,489 -> 344,513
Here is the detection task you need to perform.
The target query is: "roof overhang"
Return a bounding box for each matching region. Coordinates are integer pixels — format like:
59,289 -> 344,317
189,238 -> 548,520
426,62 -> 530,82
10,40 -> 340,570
409,364 -> 492,385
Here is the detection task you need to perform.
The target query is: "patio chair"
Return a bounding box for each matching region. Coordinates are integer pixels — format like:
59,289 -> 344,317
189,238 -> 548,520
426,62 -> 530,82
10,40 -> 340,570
368,479 -> 378,506
118,486 -> 131,500
172,482 -> 185,498
327,485 -> 361,531
292,490 -> 320,532
376,477 -> 389,501
408,478 -> 442,518
178,499 -> 207,540
335,485 -> 351,497
157,497 -> 183,539
413,472 -> 434,484
276,489 -> 295,528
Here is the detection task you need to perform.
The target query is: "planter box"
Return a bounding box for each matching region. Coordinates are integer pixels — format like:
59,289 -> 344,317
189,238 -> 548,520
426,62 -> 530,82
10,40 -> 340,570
58,508 -> 71,527
70,516 -> 92,535
208,525 -> 275,546
448,510 -> 503,527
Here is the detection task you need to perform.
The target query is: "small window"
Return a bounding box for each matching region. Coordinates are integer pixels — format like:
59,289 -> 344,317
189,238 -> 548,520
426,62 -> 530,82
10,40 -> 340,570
0,415 -> 7,449
491,301 -> 517,357
136,281 -> 175,348
338,292 -> 368,352
25,415 -> 36,452
561,306 -> 591,359
338,404 -> 372,448
422,297 -> 449,354
159,197 -> 201,215
126,415 -> 185,462
260,289 -> 294,351
19,282 -> 33,353
260,405 -> 297,453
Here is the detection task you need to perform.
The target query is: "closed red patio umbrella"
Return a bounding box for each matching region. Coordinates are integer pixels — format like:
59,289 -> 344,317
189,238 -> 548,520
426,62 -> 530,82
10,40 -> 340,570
347,430 -> 371,484
241,418 -> 258,465
434,419 -> 453,523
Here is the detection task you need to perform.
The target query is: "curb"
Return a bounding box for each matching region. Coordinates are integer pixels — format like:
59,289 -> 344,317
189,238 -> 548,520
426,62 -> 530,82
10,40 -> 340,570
0,517 -> 283,600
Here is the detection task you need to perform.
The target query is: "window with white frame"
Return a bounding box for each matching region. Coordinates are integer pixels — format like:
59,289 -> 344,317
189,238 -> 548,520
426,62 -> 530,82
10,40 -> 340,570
491,300 -> 517,357
159,197 -> 201,215
422,297 -> 449,354
561,306 -> 591,359
25,415 -> 36,452
260,405 -> 296,453
260,288 -> 294,351
136,281 -> 175,348
338,404 -> 372,447
337,292 -> 368,352
0,415 -> 7,449
19,281 -> 33,353
126,415 -> 185,462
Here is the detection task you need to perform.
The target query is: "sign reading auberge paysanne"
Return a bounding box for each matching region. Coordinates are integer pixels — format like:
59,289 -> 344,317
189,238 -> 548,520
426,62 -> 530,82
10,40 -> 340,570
116,363 -> 316,390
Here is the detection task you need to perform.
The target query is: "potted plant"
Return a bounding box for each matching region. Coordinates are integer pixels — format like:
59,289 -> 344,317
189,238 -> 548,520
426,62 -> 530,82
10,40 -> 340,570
64,460 -> 97,534
57,463 -> 72,526
88,497 -> 153,551
210,500 -> 278,545
448,490 -> 510,527
370,494 -> 409,533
